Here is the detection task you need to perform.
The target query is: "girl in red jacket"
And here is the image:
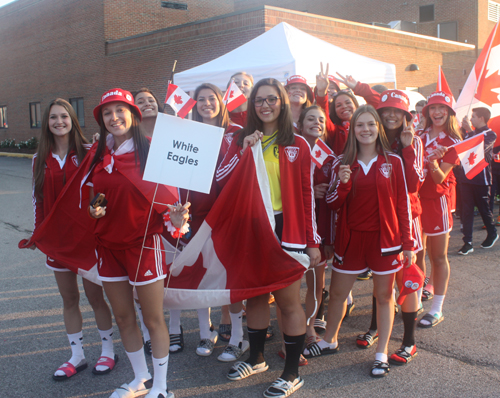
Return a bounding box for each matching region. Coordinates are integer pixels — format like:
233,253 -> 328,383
306,105 -> 415,378
167,83 -> 245,361
87,88 -> 188,398
296,105 -> 335,347
217,78 -> 321,398
228,71 -> 253,127
29,99 -> 116,381
417,92 -> 461,328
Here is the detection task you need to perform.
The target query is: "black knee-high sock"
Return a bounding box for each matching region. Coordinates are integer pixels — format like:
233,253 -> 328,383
369,296 -> 377,331
247,327 -> 267,366
315,289 -> 326,320
281,333 -> 305,382
402,311 -> 418,347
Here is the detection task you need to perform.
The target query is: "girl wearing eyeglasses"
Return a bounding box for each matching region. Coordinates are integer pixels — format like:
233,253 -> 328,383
216,78 -> 321,398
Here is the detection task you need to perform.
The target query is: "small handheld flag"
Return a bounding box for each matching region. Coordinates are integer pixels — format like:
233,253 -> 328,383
223,80 -> 247,112
165,84 -> 196,119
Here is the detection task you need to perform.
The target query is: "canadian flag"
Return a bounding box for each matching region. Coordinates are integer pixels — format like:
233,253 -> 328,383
455,22 -> 500,146
443,133 -> 488,179
163,144 -> 310,309
223,80 -> 247,112
437,66 -> 456,108
310,139 -> 333,168
165,84 -> 196,119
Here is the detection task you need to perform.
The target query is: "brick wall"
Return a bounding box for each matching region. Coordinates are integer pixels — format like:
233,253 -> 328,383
104,0 -> 234,41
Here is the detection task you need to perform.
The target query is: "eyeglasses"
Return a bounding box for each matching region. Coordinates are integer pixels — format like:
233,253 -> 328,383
253,96 -> 280,107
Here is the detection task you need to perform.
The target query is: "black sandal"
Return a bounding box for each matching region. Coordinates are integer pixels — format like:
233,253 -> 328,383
169,325 -> 184,354
218,324 -> 232,342
370,360 -> 390,378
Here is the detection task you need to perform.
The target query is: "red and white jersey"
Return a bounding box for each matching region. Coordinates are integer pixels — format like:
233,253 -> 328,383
32,149 -> 83,232
326,153 -> 414,263
229,111 -> 247,128
419,129 -> 460,199
216,133 -> 321,249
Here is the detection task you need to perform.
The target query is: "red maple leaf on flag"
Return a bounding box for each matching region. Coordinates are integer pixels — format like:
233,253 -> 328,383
230,90 -> 234,99
468,151 -> 477,166
315,150 -> 322,158
174,95 -> 184,105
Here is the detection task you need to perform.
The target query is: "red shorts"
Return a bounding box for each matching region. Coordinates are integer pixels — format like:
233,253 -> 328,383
420,195 -> 452,236
413,216 -> 423,253
332,230 -> 403,275
97,234 -> 167,285
45,256 -> 71,272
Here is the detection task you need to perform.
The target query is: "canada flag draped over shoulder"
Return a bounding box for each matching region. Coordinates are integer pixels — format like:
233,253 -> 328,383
455,22 -> 500,145
163,144 -> 310,310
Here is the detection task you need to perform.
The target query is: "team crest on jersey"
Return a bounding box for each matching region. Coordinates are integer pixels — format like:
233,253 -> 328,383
284,147 -> 299,162
224,134 -> 233,145
379,163 -> 392,178
71,155 -> 79,167
322,162 -> 332,177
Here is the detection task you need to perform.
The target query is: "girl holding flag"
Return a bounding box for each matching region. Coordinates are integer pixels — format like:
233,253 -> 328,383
417,91 -> 461,328
216,78 -> 321,398
227,71 -> 253,127
167,83 -> 246,361
86,88 -> 189,398
27,99 -> 116,381
307,105 -> 415,378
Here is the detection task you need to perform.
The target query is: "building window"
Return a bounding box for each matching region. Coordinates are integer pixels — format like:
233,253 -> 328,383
489,1 -> 500,22
419,5 -> 434,23
70,97 -> 85,127
30,102 -> 41,128
438,21 -> 458,41
0,106 -> 7,129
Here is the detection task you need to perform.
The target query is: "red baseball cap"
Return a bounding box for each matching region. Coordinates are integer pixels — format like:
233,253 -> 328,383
93,88 -> 142,124
397,261 -> 425,306
377,90 -> 412,121
422,91 -> 455,117
285,75 -> 314,102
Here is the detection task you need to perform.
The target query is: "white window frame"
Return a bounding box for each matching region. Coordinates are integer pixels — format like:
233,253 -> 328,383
488,0 -> 500,22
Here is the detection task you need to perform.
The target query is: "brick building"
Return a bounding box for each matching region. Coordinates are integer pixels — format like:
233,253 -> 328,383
0,0 -> 492,141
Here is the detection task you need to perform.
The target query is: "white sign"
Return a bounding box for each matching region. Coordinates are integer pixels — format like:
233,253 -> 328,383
143,113 -> 224,194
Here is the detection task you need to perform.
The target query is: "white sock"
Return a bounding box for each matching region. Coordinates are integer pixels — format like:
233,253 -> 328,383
94,328 -> 115,372
150,354 -> 169,396
347,291 -> 353,305
169,309 -> 182,335
135,301 -> 151,342
417,288 -> 423,307
228,310 -> 244,346
197,308 -> 212,340
54,332 -> 85,376
126,348 -> 152,390
375,352 -> 388,363
430,294 -> 445,316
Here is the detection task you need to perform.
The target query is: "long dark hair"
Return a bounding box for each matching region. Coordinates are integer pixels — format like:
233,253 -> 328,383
89,104 -> 149,175
237,78 -> 295,147
192,83 -> 229,129
34,99 -> 89,199
329,90 -> 359,126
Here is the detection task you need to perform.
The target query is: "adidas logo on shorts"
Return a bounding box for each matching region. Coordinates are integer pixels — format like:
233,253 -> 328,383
434,226 -> 441,231
144,270 -> 153,277
392,259 -> 399,266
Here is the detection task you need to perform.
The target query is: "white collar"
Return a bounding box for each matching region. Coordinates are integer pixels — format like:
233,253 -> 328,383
358,156 -> 377,175
51,152 -> 67,169
106,134 -> 135,155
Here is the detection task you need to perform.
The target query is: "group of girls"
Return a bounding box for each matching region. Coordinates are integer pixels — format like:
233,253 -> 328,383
25,62 -> 462,398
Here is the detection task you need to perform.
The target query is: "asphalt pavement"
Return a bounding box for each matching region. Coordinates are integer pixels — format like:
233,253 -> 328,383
1,155 -> 500,398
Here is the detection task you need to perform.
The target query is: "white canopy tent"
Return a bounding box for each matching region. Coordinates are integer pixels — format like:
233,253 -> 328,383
174,22 -> 397,92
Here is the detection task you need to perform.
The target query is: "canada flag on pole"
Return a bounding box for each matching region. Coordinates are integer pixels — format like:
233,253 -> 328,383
311,139 -> 334,168
165,84 -> 196,119
455,22 -> 500,146
443,133 -> 488,179
437,66 -> 456,108
223,80 -> 247,112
